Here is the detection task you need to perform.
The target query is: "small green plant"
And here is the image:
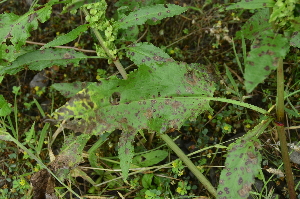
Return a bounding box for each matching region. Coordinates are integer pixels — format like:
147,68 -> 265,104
176,180 -> 191,196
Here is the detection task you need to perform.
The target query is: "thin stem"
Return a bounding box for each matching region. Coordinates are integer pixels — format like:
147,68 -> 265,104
277,58 -> 296,198
82,8 -> 128,80
160,133 -> 217,197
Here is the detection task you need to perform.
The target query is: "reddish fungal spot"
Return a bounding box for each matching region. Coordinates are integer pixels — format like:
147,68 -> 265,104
274,121 -> 284,126
5,49 -> 9,53
264,65 -> 270,71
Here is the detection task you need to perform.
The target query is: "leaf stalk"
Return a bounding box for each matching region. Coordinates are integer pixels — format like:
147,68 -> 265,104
160,133 -> 217,197
276,58 -> 296,198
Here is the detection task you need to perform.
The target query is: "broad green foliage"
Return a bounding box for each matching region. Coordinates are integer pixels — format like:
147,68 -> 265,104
217,119 -> 272,199
0,4 -> 52,50
50,134 -> 91,180
244,31 -> 289,92
226,0 -> 275,10
126,42 -> 172,66
52,82 -> 94,98
54,43 -> 215,178
0,49 -> 89,75
115,0 -> 165,11
228,3 -> 300,92
114,4 -> 187,30
132,150 -> 168,167
119,131 -> 136,178
217,138 -> 262,199
0,95 -> 11,117
236,9 -> 271,40
41,24 -> 89,49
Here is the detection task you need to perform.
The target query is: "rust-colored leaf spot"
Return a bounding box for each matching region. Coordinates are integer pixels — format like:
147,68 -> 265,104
250,24 -> 253,31
238,183 -> 252,197
264,65 -> 270,71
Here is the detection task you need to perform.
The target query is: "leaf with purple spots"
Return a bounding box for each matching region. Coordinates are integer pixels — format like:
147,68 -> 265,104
126,42 -> 173,67
217,119 -> 271,199
0,49 -> 91,75
235,8 -> 272,40
226,0 -> 274,10
0,4 -> 53,50
114,4 -> 187,30
244,31 -> 290,92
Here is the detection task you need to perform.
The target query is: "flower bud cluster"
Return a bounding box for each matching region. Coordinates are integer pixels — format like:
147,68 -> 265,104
84,0 -> 117,59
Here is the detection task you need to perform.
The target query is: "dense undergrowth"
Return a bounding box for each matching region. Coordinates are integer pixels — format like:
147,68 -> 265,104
0,0 -> 300,199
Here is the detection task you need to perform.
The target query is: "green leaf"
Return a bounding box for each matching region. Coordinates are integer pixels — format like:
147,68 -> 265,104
52,82 -> 94,98
0,44 -> 36,63
62,0 -> 97,14
132,150 -> 168,167
0,49 -> 90,75
244,32 -> 290,92
126,42 -> 172,66
142,173 -> 154,189
88,132 -> 111,175
290,31 -> 300,48
118,131 -> 136,179
41,24 -> 89,49
0,95 -> 11,117
217,137 -> 262,199
115,0 -> 165,11
54,43 -> 216,179
226,0 -> 275,10
115,4 -> 187,30
0,6 -> 52,50
50,134 -> 91,180
236,9 -> 272,40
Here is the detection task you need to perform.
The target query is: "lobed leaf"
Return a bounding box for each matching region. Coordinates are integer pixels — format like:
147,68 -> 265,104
50,134 -> 91,180
0,5 -> 52,50
114,4 -> 187,30
217,137 -> 262,199
0,49 -> 90,75
244,31 -> 290,92
54,43 -> 216,178
41,24 -> 89,49
56,61 -> 215,134
226,0 -> 275,10
0,95 -> 11,117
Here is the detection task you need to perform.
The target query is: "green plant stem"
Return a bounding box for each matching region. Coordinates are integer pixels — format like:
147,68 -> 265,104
277,58 -> 296,198
160,133 -> 217,197
82,8 -> 128,80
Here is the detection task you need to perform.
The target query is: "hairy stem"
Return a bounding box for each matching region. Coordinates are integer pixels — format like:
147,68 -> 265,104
277,58 -> 296,198
160,133 -> 217,197
82,8 -> 128,80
